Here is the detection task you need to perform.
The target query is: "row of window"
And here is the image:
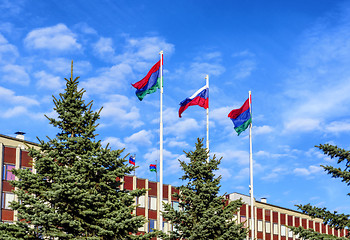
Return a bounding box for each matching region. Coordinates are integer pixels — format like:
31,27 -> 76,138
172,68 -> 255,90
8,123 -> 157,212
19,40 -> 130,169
137,196 -> 179,211
240,217 -> 294,237
3,164 -> 32,181
143,219 -> 173,233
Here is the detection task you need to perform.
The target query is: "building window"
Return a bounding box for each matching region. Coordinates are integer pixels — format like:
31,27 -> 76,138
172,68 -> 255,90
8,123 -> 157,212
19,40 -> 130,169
241,216 -> 247,228
257,220 -> 263,232
288,227 -> 293,238
266,222 -> 271,233
273,223 -> 278,235
3,164 -> 15,181
172,201 -> 179,211
137,196 -> 145,208
2,192 -> 15,209
138,224 -> 145,232
149,196 -> 157,210
281,225 -> 286,236
163,221 -> 168,233
233,214 -> 238,222
149,219 -> 156,232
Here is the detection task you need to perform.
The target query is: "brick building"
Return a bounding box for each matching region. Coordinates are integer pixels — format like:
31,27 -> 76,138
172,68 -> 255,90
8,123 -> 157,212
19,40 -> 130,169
0,133 -> 39,222
228,192 -> 348,240
0,133 -> 346,239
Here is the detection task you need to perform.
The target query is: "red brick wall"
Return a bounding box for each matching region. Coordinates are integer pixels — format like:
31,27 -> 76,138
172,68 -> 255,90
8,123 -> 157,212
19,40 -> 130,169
295,217 -> 300,227
265,209 -> 271,221
148,210 -> 157,219
272,212 -> 278,223
137,178 -> 145,189
309,220 -> 313,230
240,205 -> 246,216
257,208 -> 263,220
163,185 -> 168,199
288,215 -> 293,226
1,209 -> 14,221
148,182 -> 157,196
2,181 -> 13,192
21,151 -> 32,168
171,187 -> 179,201
136,207 -> 145,216
4,147 -> 16,164
124,176 -> 133,190
280,213 -> 286,225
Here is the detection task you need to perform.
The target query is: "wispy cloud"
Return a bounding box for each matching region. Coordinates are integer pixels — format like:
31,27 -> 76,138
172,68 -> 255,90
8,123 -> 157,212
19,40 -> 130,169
125,130 -> 153,146
281,9 -> 350,135
93,37 -> 115,60
0,86 -> 38,106
35,71 -> 63,91
99,94 -> 143,128
1,64 -> 30,85
0,34 -> 18,63
24,24 -> 81,51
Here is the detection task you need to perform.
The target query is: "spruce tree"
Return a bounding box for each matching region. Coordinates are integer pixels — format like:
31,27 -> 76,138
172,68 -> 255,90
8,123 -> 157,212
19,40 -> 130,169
162,139 -> 247,240
290,144 -> 350,239
0,62 -> 157,239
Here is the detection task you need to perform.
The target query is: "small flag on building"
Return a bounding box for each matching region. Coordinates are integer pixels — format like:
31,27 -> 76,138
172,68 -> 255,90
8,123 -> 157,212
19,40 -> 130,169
149,164 -> 157,172
178,85 -> 209,118
228,96 -> 252,136
131,59 -> 163,101
129,155 -> 135,165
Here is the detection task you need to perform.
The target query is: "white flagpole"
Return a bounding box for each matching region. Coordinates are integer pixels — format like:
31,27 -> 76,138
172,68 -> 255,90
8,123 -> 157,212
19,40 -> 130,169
248,90 -> 254,240
205,75 -> 209,162
159,51 -> 164,234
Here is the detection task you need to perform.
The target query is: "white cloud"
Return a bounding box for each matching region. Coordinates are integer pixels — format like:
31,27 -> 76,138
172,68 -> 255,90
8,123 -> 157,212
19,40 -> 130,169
293,165 -> 323,177
74,22 -> 97,35
210,106 -> 233,126
102,137 -> 126,150
261,167 -> 287,181
167,139 -> 189,148
232,59 -> 256,79
284,118 -> 321,133
253,125 -> 273,135
255,150 -> 287,159
24,24 -> 81,51
213,149 -> 249,165
82,63 -> 133,93
35,71 -> 63,90
281,12 -> 350,134
93,37 -> 115,59
2,106 -> 44,120
44,58 -> 92,75
324,121 -> 350,133
1,64 -> 30,85
215,167 -> 232,181
0,34 -> 18,63
0,86 -> 38,106
164,118 -> 201,138
125,130 -> 153,146
100,94 -> 143,128
121,36 -> 175,62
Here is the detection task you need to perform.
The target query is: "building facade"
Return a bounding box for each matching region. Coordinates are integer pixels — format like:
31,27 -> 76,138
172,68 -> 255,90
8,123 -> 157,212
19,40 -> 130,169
0,133 -> 38,222
0,134 -> 346,239
228,192 -> 348,240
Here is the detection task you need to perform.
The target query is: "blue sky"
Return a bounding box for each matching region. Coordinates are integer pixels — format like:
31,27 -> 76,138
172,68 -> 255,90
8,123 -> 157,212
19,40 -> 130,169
1,0 -> 350,213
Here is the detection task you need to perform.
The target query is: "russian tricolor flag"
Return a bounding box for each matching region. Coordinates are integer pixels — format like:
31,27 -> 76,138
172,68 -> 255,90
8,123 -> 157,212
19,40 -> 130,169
132,59 -> 163,101
228,96 -> 252,136
129,155 -> 135,165
178,85 -> 209,118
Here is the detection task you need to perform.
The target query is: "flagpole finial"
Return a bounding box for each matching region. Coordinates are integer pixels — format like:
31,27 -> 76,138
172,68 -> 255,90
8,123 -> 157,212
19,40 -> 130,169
159,50 -> 163,55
